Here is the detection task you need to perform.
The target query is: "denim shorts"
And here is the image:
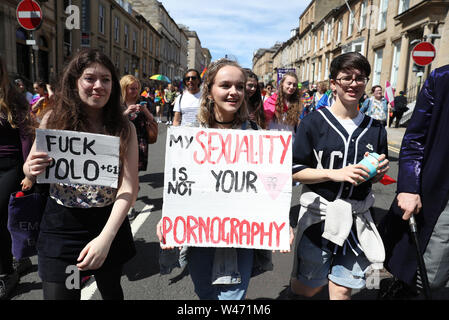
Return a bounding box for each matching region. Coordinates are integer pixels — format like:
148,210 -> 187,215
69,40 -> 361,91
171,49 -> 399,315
296,234 -> 370,289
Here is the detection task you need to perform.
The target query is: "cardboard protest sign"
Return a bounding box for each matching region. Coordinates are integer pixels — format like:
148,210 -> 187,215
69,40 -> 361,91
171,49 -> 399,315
35,129 -> 120,188
161,126 -> 292,250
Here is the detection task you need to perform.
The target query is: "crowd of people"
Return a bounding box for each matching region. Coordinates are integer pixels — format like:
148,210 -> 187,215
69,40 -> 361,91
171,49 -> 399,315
1,47 -> 447,302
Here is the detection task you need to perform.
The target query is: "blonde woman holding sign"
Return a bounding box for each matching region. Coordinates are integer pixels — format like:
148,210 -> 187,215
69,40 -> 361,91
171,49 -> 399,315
157,59 -> 270,300
23,49 -> 139,300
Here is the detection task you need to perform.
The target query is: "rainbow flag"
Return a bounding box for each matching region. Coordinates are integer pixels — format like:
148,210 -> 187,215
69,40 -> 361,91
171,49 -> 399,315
200,67 -> 207,79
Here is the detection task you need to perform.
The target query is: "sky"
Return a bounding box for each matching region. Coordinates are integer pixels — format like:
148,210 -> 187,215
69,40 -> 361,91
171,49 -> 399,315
159,0 -> 312,69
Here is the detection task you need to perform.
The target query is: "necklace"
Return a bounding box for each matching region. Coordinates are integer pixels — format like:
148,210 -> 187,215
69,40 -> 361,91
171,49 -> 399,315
215,118 -> 234,125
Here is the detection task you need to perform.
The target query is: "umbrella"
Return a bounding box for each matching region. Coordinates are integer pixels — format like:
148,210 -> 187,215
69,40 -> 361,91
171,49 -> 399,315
150,74 -> 171,83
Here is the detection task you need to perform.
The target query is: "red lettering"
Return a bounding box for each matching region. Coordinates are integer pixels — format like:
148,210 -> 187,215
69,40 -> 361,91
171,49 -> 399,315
239,220 -> 251,246
220,217 -> 230,244
210,217 -> 221,244
279,135 -> 292,165
259,222 -> 273,247
230,218 -> 240,245
251,222 -> 261,246
162,217 -> 173,245
173,217 -> 186,244
207,132 -> 220,164
187,216 -> 199,244
217,133 -> 232,164
234,135 -> 249,163
198,217 -> 210,243
193,131 -> 207,164
264,135 -> 278,164
273,222 -> 286,247
164,216 -> 286,249
248,135 -> 258,164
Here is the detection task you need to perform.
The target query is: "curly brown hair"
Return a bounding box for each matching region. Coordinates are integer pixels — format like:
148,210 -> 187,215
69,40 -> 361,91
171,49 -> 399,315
45,49 -> 131,159
274,72 -> 302,126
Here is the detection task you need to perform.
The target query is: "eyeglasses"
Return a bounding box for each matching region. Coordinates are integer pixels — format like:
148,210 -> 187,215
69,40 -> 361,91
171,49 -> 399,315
184,76 -> 198,82
335,76 -> 369,86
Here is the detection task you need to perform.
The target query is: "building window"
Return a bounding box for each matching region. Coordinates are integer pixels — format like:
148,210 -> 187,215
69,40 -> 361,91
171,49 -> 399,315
132,30 -> 137,53
63,29 -> 72,57
124,24 -> 129,48
360,0 -> 368,29
398,0 -> 410,14
320,27 -> 324,48
115,53 -> 120,71
325,55 -> 329,80
337,19 -> 342,43
124,58 -> 129,74
327,19 -> 333,44
149,34 -> 153,53
114,17 -> 120,43
318,60 -> 322,81
348,11 -> 354,37
143,30 -> 147,49
390,41 -> 401,88
98,4 -> 105,34
373,48 -> 383,85
378,0 -> 388,31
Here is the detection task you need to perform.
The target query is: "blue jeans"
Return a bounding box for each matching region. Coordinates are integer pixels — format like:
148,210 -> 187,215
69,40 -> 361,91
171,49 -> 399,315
187,247 -> 254,300
296,234 -> 370,289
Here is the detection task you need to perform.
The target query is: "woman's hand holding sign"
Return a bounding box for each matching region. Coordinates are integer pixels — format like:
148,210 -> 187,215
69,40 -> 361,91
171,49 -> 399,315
25,151 -> 53,180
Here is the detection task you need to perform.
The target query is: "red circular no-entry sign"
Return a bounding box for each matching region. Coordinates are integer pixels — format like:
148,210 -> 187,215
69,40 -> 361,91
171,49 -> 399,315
412,41 -> 436,66
16,0 -> 43,31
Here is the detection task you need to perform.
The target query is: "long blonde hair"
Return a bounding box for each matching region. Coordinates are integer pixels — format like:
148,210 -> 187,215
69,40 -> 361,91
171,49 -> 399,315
197,58 -> 248,127
274,72 -> 302,126
120,74 -> 141,105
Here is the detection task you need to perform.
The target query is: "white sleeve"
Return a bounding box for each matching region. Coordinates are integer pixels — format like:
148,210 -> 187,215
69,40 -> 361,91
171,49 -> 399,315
173,95 -> 181,112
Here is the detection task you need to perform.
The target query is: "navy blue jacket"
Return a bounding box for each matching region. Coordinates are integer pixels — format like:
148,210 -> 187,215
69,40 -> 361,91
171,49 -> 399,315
381,64 -> 449,286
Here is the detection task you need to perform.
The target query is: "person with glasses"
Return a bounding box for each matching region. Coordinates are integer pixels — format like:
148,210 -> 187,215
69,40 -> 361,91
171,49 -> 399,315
360,85 -> 389,127
290,52 -> 389,300
173,69 -> 202,127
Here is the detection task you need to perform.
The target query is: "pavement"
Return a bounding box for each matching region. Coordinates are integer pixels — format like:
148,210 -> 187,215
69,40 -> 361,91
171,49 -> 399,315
386,126 -> 406,153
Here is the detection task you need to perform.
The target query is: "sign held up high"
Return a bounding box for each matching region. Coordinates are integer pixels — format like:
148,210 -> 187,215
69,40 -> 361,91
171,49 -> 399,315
161,126 -> 292,251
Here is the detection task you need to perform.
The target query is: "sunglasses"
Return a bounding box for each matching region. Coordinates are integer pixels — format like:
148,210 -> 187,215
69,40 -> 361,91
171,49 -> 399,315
184,76 -> 198,81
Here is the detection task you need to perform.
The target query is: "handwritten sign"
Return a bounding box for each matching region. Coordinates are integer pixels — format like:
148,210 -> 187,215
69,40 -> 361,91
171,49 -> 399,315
35,129 -> 120,188
162,126 -> 292,250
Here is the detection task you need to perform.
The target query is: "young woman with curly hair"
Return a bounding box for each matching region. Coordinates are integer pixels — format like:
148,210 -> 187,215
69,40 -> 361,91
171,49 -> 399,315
23,49 -> 138,300
263,72 -> 302,141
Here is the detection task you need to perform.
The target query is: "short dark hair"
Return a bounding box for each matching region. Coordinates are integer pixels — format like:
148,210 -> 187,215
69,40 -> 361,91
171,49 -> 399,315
329,52 -> 371,80
183,68 -> 202,84
371,85 -> 382,93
